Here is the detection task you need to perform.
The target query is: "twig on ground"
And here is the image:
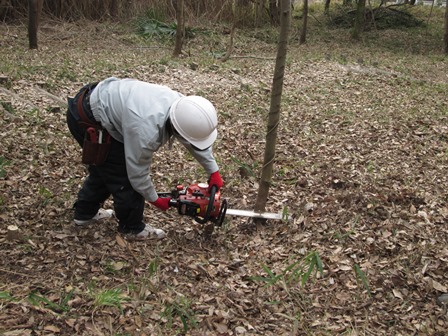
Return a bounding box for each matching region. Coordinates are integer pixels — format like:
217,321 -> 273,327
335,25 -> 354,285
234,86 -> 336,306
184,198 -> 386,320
0,87 -> 38,109
33,86 -> 67,106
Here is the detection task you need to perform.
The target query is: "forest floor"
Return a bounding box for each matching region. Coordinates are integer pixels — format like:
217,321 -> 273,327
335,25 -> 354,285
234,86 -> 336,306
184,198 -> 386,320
0,8 -> 447,336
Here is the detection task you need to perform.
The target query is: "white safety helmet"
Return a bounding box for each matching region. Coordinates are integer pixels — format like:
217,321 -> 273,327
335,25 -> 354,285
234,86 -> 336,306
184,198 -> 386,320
169,96 -> 218,150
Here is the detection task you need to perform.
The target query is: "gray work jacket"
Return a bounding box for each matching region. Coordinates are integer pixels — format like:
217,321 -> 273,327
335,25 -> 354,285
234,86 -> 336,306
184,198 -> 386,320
90,77 -> 219,202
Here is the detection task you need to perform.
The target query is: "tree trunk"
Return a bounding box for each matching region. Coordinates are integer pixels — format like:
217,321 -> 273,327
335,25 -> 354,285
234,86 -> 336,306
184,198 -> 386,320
254,0 -> 264,26
299,0 -> 308,45
110,0 -> 119,18
221,19 -> 237,62
269,0 -> 280,25
445,1 -> 448,55
352,0 -> 366,40
324,0 -> 331,15
28,0 -> 43,49
172,0 -> 185,57
55,0 -> 63,18
254,0 -> 291,213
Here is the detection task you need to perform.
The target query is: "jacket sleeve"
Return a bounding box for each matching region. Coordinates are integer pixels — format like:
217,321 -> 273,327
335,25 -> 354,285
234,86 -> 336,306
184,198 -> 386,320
178,137 -> 219,174
122,117 -> 160,202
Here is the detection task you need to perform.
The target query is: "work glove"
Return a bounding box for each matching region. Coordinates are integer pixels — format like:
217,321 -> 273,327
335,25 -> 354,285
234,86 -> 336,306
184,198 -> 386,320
208,171 -> 224,192
150,197 -> 171,211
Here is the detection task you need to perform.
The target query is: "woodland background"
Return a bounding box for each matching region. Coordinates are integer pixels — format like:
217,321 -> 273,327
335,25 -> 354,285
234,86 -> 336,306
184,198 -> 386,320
0,0 -> 447,335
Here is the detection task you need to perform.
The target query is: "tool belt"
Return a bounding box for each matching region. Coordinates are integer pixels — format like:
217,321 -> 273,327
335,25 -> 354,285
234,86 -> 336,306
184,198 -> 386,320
76,83 -> 111,166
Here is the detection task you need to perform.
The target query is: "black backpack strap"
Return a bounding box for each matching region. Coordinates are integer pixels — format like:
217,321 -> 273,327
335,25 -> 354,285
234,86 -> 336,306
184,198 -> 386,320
77,87 -> 101,129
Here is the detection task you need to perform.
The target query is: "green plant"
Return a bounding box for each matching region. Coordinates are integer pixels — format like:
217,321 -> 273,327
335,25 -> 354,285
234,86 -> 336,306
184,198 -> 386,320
0,100 -> 15,114
128,257 -> 162,300
366,160 -> 376,174
28,290 -> 73,313
0,156 -> 10,178
354,264 -> 372,297
231,156 -> 258,178
38,186 -> 53,206
282,206 -> 289,221
56,63 -> 76,81
248,264 -> 283,286
158,57 -> 170,66
330,4 -> 425,30
0,291 -> 17,302
92,288 -> 130,313
137,18 -> 177,39
332,227 -> 355,242
136,19 -> 196,42
93,59 -> 118,73
284,251 -> 324,286
147,258 -> 159,277
103,260 -> 127,274
249,251 -> 324,288
161,296 -> 197,333
27,107 -> 42,123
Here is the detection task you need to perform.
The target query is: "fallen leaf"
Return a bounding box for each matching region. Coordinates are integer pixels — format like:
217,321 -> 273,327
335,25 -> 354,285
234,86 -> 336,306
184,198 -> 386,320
393,289 -> 403,300
115,234 -> 127,247
44,325 -> 60,332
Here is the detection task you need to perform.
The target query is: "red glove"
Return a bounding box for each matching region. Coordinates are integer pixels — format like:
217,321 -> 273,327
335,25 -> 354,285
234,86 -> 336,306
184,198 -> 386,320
150,197 -> 171,211
208,171 -> 224,191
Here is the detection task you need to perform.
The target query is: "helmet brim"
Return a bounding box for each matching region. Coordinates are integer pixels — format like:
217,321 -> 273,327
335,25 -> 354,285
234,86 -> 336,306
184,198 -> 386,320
188,128 -> 217,150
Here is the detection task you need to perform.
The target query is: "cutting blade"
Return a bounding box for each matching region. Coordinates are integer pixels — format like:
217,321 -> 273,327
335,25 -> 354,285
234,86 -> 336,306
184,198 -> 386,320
225,208 -> 287,220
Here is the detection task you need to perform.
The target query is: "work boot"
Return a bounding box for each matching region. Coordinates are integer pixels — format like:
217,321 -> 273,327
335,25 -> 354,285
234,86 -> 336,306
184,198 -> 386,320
125,224 -> 166,240
74,208 -> 114,226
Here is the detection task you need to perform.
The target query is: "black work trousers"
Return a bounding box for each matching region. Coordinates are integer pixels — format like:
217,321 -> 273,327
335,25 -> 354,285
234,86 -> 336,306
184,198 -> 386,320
66,86 -> 145,234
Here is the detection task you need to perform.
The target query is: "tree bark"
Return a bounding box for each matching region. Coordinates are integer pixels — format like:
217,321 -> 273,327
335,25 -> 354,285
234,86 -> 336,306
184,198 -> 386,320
269,0 -> 280,25
221,19 -> 237,62
352,0 -> 366,40
110,0 -> 119,18
445,1 -> 448,55
28,0 -> 43,49
299,0 -> 308,45
324,0 -> 331,15
254,0 -> 291,213
254,0 -> 264,26
172,0 -> 185,57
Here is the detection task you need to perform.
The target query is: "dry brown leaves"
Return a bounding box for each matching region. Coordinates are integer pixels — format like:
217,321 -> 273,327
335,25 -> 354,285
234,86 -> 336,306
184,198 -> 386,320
0,19 -> 447,335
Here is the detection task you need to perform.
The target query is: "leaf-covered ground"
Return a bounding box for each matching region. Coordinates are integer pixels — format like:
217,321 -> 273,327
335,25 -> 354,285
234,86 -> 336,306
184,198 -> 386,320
1,14 -> 447,336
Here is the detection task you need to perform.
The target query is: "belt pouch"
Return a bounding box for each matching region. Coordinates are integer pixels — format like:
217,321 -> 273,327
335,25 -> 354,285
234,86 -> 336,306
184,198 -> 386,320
82,129 -> 111,166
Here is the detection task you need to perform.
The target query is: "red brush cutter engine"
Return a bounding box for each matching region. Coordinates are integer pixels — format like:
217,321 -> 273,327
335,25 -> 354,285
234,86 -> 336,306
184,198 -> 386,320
161,183 -> 227,226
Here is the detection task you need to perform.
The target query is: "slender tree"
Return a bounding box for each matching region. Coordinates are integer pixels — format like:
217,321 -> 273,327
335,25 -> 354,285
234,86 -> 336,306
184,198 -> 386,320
254,0 -> 265,26
269,0 -> 280,25
445,0 -> 448,54
299,0 -> 309,45
222,0 -> 247,62
324,0 -> 331,15
28,0 -> 43,49
352,0 -> 366,40
254,0 -> 291,213
109,0 -> 119,18
173,0 -> 185,57
221,17 -> 237,62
